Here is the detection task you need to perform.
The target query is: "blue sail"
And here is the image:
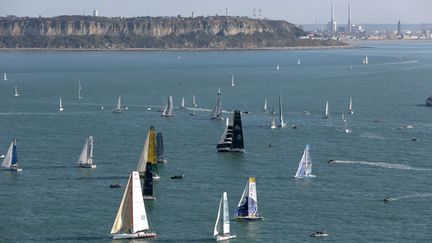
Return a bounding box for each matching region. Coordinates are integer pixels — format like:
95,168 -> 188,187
11,144 -> 18,165
236,197 -> 249,217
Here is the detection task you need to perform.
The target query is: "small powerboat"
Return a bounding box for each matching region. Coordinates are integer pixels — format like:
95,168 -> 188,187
384,196 -> 391,202
0,154 -> 4,159
170,174 -> 184,179
110,183 -> 121,188
327,159 -> 336,163
310,231 -> 328,237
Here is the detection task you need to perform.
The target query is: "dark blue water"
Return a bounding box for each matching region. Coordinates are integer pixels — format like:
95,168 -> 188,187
1,42 -> 432,242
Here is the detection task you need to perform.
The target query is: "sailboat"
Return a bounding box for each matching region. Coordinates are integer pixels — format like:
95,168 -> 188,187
210,98 -> 223,120
156,132 -> 168,163
77,136 -> 96,168
348,96 -> 354,114
342,112 -> 352,133
263,99 -> 267,112
110,171 -> 157,240
270,118 -> 276,129
236,177 -> 263,220
216,110 -> 245,153
277,95 -> 287,127
59,97 -> 64,111
161,96 -> 174,117
78,80 -> 82,100
113,96 -> 124,113
297,59 -> 301,65
1,139 -> 22,172
323,101 -> 330,119
294,144 -> 315,178
341,112 -> 346,123
214,192 -> 236,241
276,64 -> 280,70
136,126 -> 159,200
231,74 -> 235,87
14,85 -> 20,97
217,87 -> 221,95
192,94 -> 198,107
3,72 -> 7,81
180,97 -> 186,109
362,56 -> 369,64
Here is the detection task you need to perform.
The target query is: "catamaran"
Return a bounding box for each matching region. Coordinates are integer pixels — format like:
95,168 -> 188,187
277,95 -> 287,127
136,126 -> 159,200
180,97 -> 186,109
156,132 -> 167,163
323,101 -> 330,119
78,80 -> 82,100
77,136 -> 96,168
210,98 -> 223,120
294,144 -> 315,178
110,171 -> 156,240
3,72 -> 7,81
348,96 -> 353,114
161,96 -> 174,117
192,94 -> 197,107
1,139 -> 22,172
236,177 -> 263,220
59,97 -> 64,111
231,74 -> 235,87
14,85 -> 20,97
214,192 -> 236,241
362,56 -> 369,64
216,110 -> 244,153
113,96 -> 124,113
217,87 -> 221,95
263,99 -> 267,112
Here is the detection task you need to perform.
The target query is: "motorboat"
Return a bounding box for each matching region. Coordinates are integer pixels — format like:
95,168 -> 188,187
170,174 -> 184,179
310,231 -> 328,237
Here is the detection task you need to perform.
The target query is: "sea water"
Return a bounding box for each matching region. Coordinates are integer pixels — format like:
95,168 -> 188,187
1,42 -> 432,242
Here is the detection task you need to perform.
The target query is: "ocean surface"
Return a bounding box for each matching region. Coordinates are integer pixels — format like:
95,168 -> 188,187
1,42 -> 432,242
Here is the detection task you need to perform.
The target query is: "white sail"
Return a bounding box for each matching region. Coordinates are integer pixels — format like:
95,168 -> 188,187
214,194 -> 223,237
1,141 -> 14,168
236,177 -> 261,219
59,97 -> 64,111
295,144 -> 314,178
116,96 -> 122,110
271,118 -> 276,129
3,72 -> 7,81
14,86 -> 19,96
77,136 -> 95,168
136,133 -> 150,173
217,118 -> 230,145
2,139 -> 21,171
161,96 -> 173,116
78,80 -> 82,99
297,59 -> 301,65
210,98 -> 223,119
231,74 -> 235,87
363,56 -> 368,64
263,99 -> 267,112
217,87 -> 221,95
278,95 -> 286,127
349,96 -> 353,114
276,64 -> 280,70
180,97 -> 185,108
214,192 -> 231,237
324,101 -> 330,118
192,94 -> 197,107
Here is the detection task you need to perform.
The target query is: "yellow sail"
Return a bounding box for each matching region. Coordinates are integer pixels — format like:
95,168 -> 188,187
148,126 -> 157,164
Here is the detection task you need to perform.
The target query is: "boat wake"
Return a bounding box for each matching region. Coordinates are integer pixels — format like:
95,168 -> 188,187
377,60 -> 419,66
387,193 -> 432,202
329,160 -> 432,171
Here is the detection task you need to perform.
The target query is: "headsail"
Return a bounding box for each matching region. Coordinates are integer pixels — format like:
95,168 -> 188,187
210,98 -> 223,119
162,96 -> 174,117
2,139 -> 22,171
295,144 -> 314,178
278,94 -> 286,127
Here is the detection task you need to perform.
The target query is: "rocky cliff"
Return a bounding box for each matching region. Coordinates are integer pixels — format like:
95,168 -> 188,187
0,15 -> 343,49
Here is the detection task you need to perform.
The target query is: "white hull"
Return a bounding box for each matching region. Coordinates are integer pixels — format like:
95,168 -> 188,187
143,196 -> 156,200
271,125 -> 276,129
112,109 -> 123,113
0,154 -> 4,159
112,232 -> 156,240
78,163 -> 96,169
216,234 -> 236,241
59,108 -> 64,111
295,174 -> 316,179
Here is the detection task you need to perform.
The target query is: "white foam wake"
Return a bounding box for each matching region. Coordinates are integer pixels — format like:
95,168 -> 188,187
377,60 -> 419,66
330,160 -> 432,171
388,193 -> 432,201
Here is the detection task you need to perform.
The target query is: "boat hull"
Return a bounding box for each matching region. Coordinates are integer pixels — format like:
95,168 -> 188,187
143,196 -> 156,200
112,232 -> 156,240
295,175 -> 316,179
78,163 -> 96,169
216,234 -> 236,241
236,216 -> 264,221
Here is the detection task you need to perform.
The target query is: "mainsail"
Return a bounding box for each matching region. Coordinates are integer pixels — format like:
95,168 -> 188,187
192,94 -> 197,107
236,177 -> 261,219
210,98 -> 223,119
263,99 -> 267,112
77,136 -> 95,168
349,96 -> 353,114
162,96 -> 173,117
137,127 -> 158,199
156,132 -> 167,163
294,144 -> 314,178
214,192 -> 231,236
324,101 -> 330,118
278,95 -> 286,127
216,110 -> 244,152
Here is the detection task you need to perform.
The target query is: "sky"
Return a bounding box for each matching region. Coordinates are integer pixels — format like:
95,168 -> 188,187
1,0 -> 431,24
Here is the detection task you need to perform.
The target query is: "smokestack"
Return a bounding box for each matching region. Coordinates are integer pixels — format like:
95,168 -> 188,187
348,3 -> 351,33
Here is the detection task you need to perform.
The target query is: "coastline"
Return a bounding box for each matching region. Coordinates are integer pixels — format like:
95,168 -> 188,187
0,45 -> 353,52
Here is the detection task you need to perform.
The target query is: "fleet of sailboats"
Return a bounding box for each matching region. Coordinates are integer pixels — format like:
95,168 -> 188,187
111,171 -> 156,239
216,110 -> 245,153
236,177 -> 263,220
210,98 -> 223,120
1,139 -> 22,172
77,136 -> 96,168
161,96 -> 174,117
59,97 -> 64,111
214,192 -> 236,241
294,144 -> 315,178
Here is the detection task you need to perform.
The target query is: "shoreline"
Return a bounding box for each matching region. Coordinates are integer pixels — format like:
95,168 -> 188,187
0,45 -> 353,52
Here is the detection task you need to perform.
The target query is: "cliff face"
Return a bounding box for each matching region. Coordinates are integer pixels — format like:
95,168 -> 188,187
0,16 -> 341,49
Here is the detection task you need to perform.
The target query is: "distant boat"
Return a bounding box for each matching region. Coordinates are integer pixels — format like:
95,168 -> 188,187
362,56 -> 369,64
277,95 -> 287,127
59,97 -> 64,111
348,96 -> 354,114
156,132 -> 167,164
192,94 -> 198,107
78,80 -> 82,100
236,176 -> 264,220
216,110 -> 244,153
323,101 -> 330,119
217,87 -> 221,95
1,139 -> 22,172
276,64 -> 280,70
263,99 -> 267,112
271,118 -> 276,129
341,112 -> 346,123
14,85 -> 20,97
310,231 -> 329,237
342,112 -> 352,133
210,98 -> 223,120
161,96 -> 174,117
113,96 -> 124,113
100,105 -> 104,110
297,59 -> 301,65
77,136 -> 96,168
231,74 -> 235,87
180,97 -> 186,109
426,95 -> 432,106
294,144 -> 315,178
3,72 -> 7,81
110,171 -> 156,240
270,106 -> 275,115
214,192 -> 236,241
136,126 -> 159,200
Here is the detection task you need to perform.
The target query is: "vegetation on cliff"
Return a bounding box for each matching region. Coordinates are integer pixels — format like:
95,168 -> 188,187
0,15 -> 344,49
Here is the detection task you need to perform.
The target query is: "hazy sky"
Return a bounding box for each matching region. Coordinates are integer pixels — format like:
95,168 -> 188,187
1,0 -> 431,24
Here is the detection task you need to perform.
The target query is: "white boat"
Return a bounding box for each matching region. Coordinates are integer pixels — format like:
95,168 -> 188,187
217,87 -> 221,95
231,74 -> 235,87
77,136 -> 96,168
192,94 -> 198,107
1,139 -> 22,172
59,97 -> 64,111
342,112 -> 352,133
270,118 -> 276,129
276,64 -> 280,70
236,177 -> 264,220
263,99 -> 267,112
277,95 -> 287,127
348,96 -> 353,114
362,56 -> 369,64
3,72 -> 7,81
136,126 -> 159,200
0,154 -> 4,159
14,85 -> 20,97
323,101 -> 330,119
310,231 -> 328,237
294,144 -> 315,178
111,171 -> 156,240
180,97 -> 186,109
214,192 -> 236,241
341,112 -> 346,123
297,59 -> 301,65
210,98 -> 223,120
78,80 -> 82,100
113,96 -> 124,113
161,96 -> 174,117
216,111 -> 245,153
156,132 -> 168,163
